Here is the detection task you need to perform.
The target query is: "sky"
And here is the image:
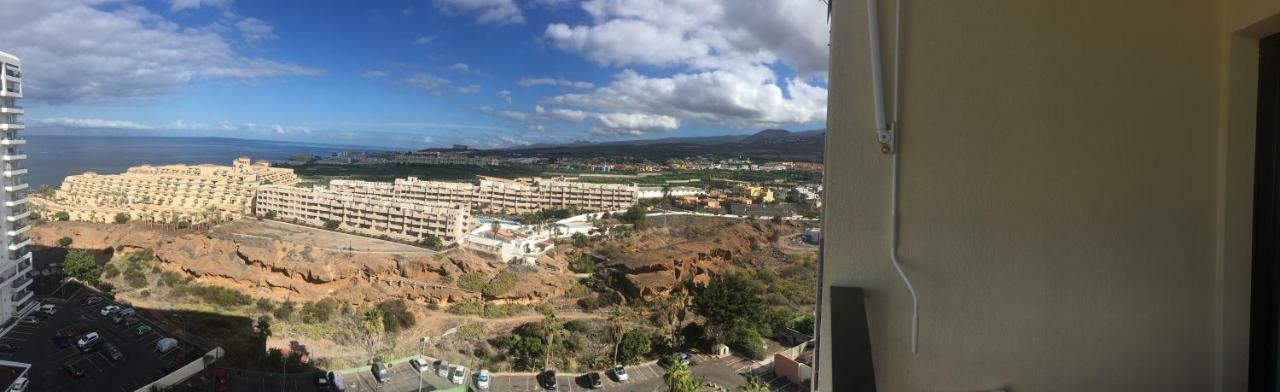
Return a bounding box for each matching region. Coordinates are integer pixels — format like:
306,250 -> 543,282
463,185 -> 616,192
1,0 -> 830,149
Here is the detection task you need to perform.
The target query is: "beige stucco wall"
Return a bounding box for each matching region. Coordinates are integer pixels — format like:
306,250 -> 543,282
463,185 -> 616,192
819,0 -> 1280,390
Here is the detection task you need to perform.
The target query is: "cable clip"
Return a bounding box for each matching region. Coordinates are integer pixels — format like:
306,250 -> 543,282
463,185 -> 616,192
877,122 -> 897,154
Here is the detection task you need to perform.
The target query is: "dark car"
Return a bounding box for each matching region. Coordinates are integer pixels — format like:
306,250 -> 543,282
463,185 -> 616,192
31,310 -> 53,319
81,296 -> 104,306
371,363 -> 390,383
62,362 -> 85,379
581,372 -> 602,389
538,370 -> 558,391
104,342 -> 123,361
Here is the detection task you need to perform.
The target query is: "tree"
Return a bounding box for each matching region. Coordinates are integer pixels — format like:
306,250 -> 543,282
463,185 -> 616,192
375,299 -> 416,333
358,308 -> 387,364
61,250 -> 101,283
264,211 -> 277,219
509,336 -> 547,371
114,212 -> 130,224
419,235 -> 442,249
57,237 -> 73,247
54,211 -> 70,221
620,204 -> 648,229
609,309 -> 627,364
737,374 -> 770,392
655,287 -> 691,347
571,232 -> 588,248
694,274 -> 765,340
662,355 -> 702,392
617,329 -> 651,365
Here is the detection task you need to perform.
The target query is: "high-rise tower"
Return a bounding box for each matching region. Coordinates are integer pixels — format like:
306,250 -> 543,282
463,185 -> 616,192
0,51 -> 32,322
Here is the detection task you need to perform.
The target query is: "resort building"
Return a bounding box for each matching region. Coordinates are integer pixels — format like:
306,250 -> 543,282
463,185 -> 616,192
0,51 -> 32,322
254,185 -> 470,244
330,175 -> 637,214
463,221 -> 556,264
635,185 -> 704,200
34,157 -> 298,224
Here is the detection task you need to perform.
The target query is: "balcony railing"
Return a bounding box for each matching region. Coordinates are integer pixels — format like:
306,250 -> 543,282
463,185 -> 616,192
6,236 -> 29,251
3,183 -> 26,192
0,139 -> 23,146
11,275 -> 30,289
4,69 -> 19,78
11,289 -> 30,303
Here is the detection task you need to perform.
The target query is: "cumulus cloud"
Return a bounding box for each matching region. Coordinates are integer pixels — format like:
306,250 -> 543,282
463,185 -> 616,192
545,0 -> 828,75
413,35 -> 437,45
534,105 -> 587,122
271,124 -> 312,135
169,0 -> 231,11
39,117 -> 155,130
550,67 -> 825,129
400,73 -> 452,95
432,0 -> 523,25
590,112 -> 679,135
478,106 -> 530,122
497,89 -> 512,104
235,17 -> 276,43
448,63 -> 471,73
361,70 -> 390,78
455,84 -> 482,94
517,77 -> 593,89
0,0 -> 320,104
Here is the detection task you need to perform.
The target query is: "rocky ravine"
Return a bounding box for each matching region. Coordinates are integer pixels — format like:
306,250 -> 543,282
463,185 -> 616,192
30,220 -> 573,306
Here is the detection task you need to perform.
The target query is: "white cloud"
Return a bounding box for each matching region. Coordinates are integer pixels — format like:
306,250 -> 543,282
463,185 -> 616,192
497,89 -> 512,104
169,0 -> 231,11
235,17 -> 276,43
448,62 -> 473,72
550,67 -> 825,130
361,70 -> 390,78
0,0 -> 320,104
478,106 -> 530,121
271,124 -> 312,135
432,0 -> 524,25
516,77 -> 594,89
39,117 -> 154,130
413,35 -> 437,45
590,112 -> 679,135
534,105 -> 587,122
545,0 -> 828,75
401,73 -> 452,95
526,124 -> 547,132
456,84 -> 482,94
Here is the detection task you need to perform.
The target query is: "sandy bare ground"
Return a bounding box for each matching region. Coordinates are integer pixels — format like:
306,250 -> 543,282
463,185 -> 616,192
211,219 -> 435,254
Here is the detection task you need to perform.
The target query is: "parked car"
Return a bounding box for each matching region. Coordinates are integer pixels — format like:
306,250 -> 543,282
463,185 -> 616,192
38,304 -> 56,314
328,371 -> 345,392
123,317 -> 141,327
8,377 -> 27,392
435,360 -> 450,377
662,352 -> 692,367
583,372 -> 602,389
477,369 -> 491,390
99,305 -> 120,317
450,365 -> 466,384
112,308 -> 135,323
82,296 -> 104,306
17,316 -> 37,326
213,369 -> 229,392
613,364 -> 628,382
134,325 -> 153,336
104,341 -> 123,361
76,332 -> 100,349
62,362 -> 85,379
30,310 -> 52,320
371,363 -> 390,383
538,370 -> 558,391
156,337 -> 178,353
410,357 -> 427,372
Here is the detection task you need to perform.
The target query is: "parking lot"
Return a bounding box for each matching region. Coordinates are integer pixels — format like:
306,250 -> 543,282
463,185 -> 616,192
0,285 -> 204,391
486,361 -> 668,392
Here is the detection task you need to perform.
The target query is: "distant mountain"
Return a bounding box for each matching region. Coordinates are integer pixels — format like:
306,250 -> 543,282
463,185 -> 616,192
492,129 -> 825,162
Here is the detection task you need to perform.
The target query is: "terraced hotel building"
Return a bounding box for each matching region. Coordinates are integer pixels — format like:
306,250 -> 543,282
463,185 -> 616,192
0,51 -> 32,322
253,185 -> 470,244
330,175 -> 637,214
34,157 -> 298,224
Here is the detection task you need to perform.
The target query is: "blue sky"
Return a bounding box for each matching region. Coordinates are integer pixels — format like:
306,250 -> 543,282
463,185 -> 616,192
4,0 -> 829,149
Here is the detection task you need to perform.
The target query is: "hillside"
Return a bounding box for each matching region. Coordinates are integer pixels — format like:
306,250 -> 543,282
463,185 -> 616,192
495,128 -> 825,162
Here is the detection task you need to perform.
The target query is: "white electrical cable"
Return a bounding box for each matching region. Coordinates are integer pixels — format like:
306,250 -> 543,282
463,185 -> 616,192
868,0 -> 919,354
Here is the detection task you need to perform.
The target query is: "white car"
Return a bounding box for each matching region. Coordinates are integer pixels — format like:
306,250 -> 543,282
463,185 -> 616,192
436,360 -> 450,377
450,365 -> 466,385
613,364 -> 628,382
477,369 -> 490,390
9,376 -> 27,392
37,304 -> 56,314
76,332 -> 100,348
156,337 -> 178,353
409,358 -> 427,372
100,305 -> 120,316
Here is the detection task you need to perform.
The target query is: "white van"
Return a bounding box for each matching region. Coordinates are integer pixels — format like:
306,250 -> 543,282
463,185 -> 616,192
156,337 -> 178,353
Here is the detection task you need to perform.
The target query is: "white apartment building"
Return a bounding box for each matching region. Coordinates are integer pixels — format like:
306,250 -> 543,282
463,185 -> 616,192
254,185 -> 470,244
463,222 -> 556,264
0,51 -> 32,322
330,175 -> 637,214
635,185 -> 705,199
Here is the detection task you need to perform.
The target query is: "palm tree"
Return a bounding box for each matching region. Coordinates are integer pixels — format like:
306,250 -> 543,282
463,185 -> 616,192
736,375 -> 769,392
609,308 -> 626,364
662,356 -> 702,392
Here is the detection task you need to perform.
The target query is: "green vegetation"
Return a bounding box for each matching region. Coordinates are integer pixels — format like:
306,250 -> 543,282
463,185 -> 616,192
171,284 -> 254,308
596,243 -> 624,259
62,250 -> 101,283
662,354 -> 702,392
263,211 -> 277,219
483,303 -> 529,318
619,204 -> 648,229
519,208 -> 577,224
299,298 -> 340,323
617,329 -> 651,365
418,235 -> 442,249
374,299 -> 416,333
570,254 -> 595,274
571,232 -> 589,248
695,273 -> 769,359
123,268 -> 148,288
457,272 -> 488,293
322,219 -> 340,230
737,375 -> 770,392
54,211 -> 70,221
113,212 -> 130,224
57,236 -> 73,247
482,270 -> 519,297
274,300 -> 296,320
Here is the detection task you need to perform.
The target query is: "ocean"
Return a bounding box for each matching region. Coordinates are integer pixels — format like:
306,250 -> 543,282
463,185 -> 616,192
21,135 -> 378,187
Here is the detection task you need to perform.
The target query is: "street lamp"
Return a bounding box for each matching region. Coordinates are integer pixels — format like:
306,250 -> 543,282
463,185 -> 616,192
418,336 -> 429,392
